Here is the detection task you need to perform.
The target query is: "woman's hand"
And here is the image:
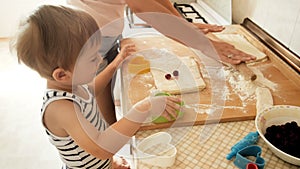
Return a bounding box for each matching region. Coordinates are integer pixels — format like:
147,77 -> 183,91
193,23 -> 225,34
193,23 -> 256,65
211,40 -> 256,64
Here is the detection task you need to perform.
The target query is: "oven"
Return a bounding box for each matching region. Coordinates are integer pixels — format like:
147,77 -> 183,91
173,2 -> 209,24
173,0 -> 231,25
123,0 -> 231,37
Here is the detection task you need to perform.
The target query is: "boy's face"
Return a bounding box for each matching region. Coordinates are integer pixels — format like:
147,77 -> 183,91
72,38 -> 103,85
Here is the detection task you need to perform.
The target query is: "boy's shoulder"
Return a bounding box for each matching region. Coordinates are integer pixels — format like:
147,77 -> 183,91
42,99 -> 76,137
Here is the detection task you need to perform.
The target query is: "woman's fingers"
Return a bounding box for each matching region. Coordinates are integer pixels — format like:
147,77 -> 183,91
194,23 -> 225,34
212,40 -> 256,64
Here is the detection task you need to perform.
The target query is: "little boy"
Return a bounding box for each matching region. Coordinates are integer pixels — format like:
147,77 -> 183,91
11,5 -> 181,169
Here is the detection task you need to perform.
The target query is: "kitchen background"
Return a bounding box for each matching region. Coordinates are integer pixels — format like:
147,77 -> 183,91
173,0 -> 300,56
1,0 -> 300,56
0,0 -> 299,168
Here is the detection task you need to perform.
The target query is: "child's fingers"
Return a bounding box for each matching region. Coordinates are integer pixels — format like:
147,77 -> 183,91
124,44 -> 135,48
162,96 -> 183,120
120,44 -> 136,57
146,96 -> 183,121
160,112 -> 172,121
161,105 -> 179,121
166,99 -> 181,113
121,44 -> 136,51
125,44 -> 136,54
160,106 -> 177,121
126,48 -> 136,56
165,106 -> 177,119
167,96 -> 182,107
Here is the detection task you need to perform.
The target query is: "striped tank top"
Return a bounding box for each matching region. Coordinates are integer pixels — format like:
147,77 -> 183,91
41,85 -> 111,169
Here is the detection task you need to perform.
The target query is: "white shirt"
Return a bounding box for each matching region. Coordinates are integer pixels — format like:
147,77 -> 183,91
68,0 -> 125,56
68,0 -> 126,36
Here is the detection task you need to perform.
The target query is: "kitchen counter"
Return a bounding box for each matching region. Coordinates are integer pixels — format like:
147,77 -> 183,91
133,120 -> 299,169
118,25 -> 300,168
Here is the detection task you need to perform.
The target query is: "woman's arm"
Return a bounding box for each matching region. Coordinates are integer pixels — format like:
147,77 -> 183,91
125,0 -> 256,64
153,0 -> 182,17
67,0 -> 99,19
152,0 -> 225,33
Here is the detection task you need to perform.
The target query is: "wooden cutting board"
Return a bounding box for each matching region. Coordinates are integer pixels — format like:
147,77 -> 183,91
120,25 -> 300,131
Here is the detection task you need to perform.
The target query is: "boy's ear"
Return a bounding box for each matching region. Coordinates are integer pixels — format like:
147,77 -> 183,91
52,68 -> 71,82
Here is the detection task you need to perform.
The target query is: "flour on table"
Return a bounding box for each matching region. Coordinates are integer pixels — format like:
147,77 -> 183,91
224,67 -> 257,102
251,67 -> 277,91
224,65 -> 277,111
224,65 -> 277,102
185,104 -> 244,115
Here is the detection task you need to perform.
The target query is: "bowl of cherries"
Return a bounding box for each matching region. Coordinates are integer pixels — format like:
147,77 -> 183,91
255,105 -> 300,166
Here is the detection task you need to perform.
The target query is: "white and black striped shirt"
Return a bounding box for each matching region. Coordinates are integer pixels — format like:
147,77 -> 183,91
41,85 -> 111,169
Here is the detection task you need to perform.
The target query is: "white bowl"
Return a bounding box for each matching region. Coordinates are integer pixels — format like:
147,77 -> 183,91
255,105 -> 300,166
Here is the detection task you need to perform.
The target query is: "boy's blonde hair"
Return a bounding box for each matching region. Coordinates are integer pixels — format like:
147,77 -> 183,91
11,5 -> 100,79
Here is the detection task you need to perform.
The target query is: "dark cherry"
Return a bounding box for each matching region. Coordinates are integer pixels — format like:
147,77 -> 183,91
173,70 -> 179,76
264,121 -> 300,158
165,74 -> 172,80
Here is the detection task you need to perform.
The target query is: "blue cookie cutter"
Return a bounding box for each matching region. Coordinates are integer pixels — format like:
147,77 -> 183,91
234,145 -> 265,169
227,131 -> 259,160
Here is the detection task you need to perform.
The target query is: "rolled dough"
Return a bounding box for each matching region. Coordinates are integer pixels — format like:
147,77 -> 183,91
150,56 -> 206,94
255,87 -> 273,113
215,34 -> 267,62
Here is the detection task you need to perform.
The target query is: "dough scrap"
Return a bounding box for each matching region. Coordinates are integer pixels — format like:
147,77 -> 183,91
255,87 -> 273,113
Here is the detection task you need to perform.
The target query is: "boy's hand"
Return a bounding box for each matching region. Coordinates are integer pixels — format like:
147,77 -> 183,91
125,95 -> 182,124
113,44 -> 136,68
139,96 -> 182,121
159,96 -> 182,121
118,44 -> 136,60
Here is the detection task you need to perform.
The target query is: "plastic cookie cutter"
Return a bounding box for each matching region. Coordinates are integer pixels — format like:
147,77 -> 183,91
150,91 -> 184,124
246,163 -> 258,169
234,145 -> 265,169
227,131 -> 259,160
136,132 -> 177,167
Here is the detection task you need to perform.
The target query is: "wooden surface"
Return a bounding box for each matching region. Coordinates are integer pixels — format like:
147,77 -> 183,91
120,25 -> 300,131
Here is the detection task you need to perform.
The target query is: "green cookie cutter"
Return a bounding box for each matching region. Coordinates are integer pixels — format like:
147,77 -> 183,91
152,92 -> 184,124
